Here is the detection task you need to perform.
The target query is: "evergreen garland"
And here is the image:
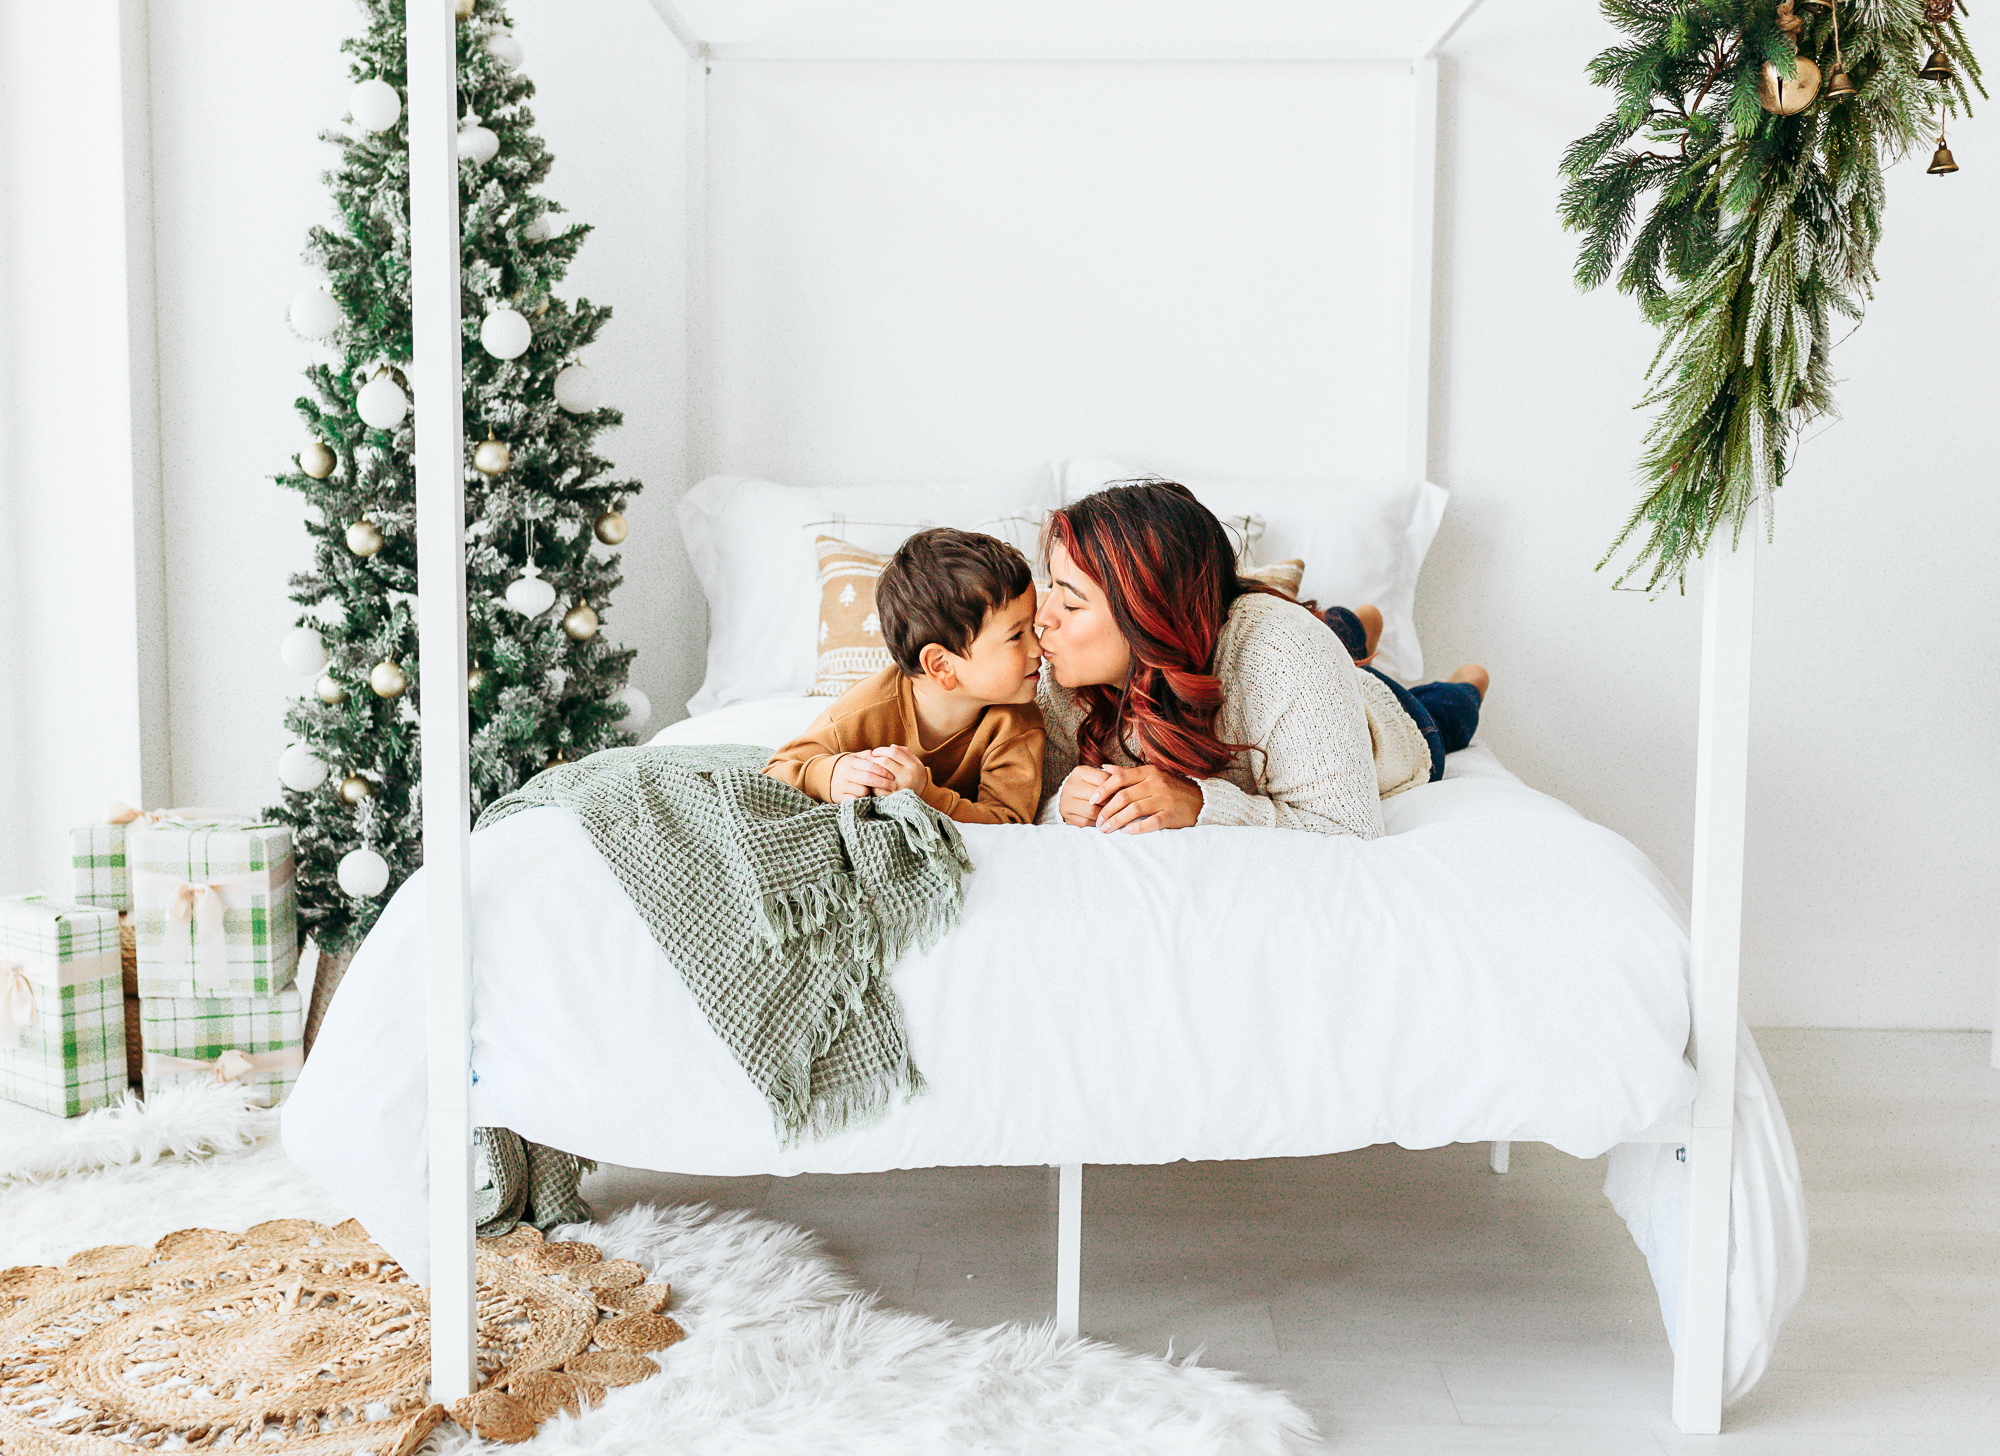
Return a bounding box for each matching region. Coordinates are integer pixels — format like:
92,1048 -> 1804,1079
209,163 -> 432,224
1560,0 -> 1981,589
271,0 -> 641,952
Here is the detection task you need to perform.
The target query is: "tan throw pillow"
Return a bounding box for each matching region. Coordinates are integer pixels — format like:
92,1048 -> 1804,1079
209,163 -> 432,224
811,536 -> 895,696
1244,558 -> 1306,598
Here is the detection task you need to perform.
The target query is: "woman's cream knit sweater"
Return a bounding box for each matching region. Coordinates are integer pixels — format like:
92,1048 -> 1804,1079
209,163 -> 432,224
1036,592 -> 1430,838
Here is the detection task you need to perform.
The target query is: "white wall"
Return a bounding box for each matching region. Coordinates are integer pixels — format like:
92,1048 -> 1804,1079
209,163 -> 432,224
13,0 -> 1990,1026
0,0 -> 161,901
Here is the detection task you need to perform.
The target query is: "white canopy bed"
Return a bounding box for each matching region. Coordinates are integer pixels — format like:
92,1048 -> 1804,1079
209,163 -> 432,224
288,0 -> 1799,1437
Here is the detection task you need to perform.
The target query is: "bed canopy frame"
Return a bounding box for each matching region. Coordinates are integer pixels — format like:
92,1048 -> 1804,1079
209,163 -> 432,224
406,0 -> 1756,1433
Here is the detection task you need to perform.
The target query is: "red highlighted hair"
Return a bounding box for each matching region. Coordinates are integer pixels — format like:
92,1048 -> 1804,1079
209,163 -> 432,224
1044,480 -> 1288,782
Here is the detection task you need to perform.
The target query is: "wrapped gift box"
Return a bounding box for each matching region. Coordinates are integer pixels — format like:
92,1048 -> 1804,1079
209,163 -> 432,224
71,820 -> 135,913
130,820 -> 298,998
140,986 -> 303,1109
71,806 -> 245,914
0,895 -> 127,1117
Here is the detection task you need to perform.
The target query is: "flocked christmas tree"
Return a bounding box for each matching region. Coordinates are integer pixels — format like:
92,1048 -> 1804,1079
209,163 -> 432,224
271,0 -> 648,954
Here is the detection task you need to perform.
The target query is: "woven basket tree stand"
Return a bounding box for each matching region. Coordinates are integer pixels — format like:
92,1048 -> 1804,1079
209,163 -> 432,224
0,1220 -> 681,1453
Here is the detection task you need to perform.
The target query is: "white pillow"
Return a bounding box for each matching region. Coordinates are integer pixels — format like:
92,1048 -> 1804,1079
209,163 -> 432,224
676,466 -> 1062,714
1060,459 -> 1446,684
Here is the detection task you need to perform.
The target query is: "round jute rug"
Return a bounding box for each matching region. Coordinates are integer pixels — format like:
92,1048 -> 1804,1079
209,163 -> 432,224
0,1218 -> 682,1455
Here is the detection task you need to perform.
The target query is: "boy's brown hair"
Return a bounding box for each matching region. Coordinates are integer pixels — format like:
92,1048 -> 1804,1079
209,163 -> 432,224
875,527 -> 1034,676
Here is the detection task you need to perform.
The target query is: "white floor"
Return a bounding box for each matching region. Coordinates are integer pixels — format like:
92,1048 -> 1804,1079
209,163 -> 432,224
5,1029 -> 1994,1453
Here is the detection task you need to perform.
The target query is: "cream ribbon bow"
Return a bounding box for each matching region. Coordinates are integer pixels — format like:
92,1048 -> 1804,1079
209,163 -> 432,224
133,868 -> 270,995
103,802 -> 159,828
143,1046 -> 303,1086
0,962 -> 32,1048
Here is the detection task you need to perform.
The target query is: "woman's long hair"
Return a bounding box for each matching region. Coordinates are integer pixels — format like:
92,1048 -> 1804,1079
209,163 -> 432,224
1044,479 -> 1289,781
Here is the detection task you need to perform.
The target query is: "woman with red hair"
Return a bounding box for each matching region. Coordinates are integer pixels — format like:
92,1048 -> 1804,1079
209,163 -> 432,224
1035,479 -> 1478,836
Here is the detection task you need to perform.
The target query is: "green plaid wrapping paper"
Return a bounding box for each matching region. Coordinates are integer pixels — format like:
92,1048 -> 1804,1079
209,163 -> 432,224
71,823 -> 134,912
0,896 -> 126,1118
131,821 -> 298,998
140,986 -> 303,1109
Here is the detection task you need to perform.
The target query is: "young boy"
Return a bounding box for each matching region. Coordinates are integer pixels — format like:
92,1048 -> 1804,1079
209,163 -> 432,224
764,527 -> 1045,824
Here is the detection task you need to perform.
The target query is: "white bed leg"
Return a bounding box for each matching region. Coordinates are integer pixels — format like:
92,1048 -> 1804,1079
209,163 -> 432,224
1671,536 -> 1755,1435
1488,1140 -> 1509,1174
1055,1163 -> 1082,1340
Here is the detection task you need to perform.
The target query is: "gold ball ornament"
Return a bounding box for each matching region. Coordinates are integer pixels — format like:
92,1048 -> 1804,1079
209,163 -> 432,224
339,773 -> 376,805
467,666 -> 490,694
345,519 -> 385,557
593,510 -> 629,546
455,0 -> 476,16
369,659 -> 408,698
300,440 -> 337,479
473,434 -> 512,476
315,672 -> 349,705
1755,56 -> 1822,115
561,602 -> 600,641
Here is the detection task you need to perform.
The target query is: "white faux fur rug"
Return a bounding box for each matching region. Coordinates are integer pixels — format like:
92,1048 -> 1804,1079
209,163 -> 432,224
0,1089 -> 1319,1455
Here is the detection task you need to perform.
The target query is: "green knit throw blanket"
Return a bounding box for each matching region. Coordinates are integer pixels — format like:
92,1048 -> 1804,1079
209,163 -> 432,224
477,744 -> 973,1143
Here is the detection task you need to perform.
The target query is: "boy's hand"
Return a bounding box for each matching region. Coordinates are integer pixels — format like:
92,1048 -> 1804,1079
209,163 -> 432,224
1057,765 -> 1113,827
828,753 -> 896,801
869,745 -> 930,794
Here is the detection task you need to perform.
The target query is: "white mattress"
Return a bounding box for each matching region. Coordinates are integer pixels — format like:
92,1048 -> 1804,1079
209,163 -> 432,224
284,694 -> 1803,1402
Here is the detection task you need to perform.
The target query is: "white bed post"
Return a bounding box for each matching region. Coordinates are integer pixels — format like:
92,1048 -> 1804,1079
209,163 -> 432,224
410,0 -> 478,1404
640,0 -> 708,486
1405,0 -> 1488,477
685,49 -> 708,488
1672,533 -> 1756,1434
1403,53 -> 1440,485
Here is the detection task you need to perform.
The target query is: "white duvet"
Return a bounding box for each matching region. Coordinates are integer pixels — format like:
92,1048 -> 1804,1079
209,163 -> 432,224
284,695 -> 1805,1404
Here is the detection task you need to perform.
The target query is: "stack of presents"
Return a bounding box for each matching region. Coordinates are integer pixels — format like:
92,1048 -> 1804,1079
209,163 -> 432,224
1,808 -> 305,1117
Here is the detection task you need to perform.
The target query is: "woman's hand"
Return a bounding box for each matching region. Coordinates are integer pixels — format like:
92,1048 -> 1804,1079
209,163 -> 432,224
828,753 -> 895,802
1087,764 -> 1203,834
1057,766 -> 1112,827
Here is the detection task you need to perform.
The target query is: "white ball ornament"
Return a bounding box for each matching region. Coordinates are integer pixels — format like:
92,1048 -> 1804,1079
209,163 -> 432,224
280,627 -> 329,676
505,563 -> 557,616
277,743 -> 331,793
336,848 -> 391,899
553,364 -> 600,413
350,78 -> 402,133
615,686 -> 652,728
288,288 -> 343,340
458,114 -> 500,165
357,373 -> 410,430
522,212 -> 555,243
480,307 -> 533,361
369,659 -> 408,698
487,33 -> 525,69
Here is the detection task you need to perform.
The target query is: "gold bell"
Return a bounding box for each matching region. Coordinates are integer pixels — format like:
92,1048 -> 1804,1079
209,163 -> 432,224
1824,67 -> 1858,101
1796,0 -> 1831,9
1928,139 -> 1959,174
1918,46 -> 1954,83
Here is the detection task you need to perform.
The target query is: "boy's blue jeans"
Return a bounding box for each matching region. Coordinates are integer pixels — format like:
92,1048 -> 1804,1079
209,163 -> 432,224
1320,606 -> 1480,783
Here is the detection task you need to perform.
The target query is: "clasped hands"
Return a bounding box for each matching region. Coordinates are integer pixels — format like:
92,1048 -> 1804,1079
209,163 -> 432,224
1058,763 -> 1202,834
828,746 -> 930,801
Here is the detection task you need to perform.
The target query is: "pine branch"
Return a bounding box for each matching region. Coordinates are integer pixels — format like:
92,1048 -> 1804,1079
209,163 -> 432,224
1561,0 -> 1980,590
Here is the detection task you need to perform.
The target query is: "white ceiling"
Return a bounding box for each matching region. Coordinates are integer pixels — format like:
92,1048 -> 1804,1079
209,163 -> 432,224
654,0 -> 1490,59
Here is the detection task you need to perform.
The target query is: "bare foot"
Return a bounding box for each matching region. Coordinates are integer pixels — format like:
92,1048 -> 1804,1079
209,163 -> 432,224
1448,664 -> 1489,701
1355,604 -> 1384,664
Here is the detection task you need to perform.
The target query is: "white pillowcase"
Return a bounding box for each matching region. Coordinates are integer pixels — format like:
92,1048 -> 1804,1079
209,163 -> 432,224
677,460 -> 1448,714
676,466 -> 1062,714
1060,459 -> 1446,684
